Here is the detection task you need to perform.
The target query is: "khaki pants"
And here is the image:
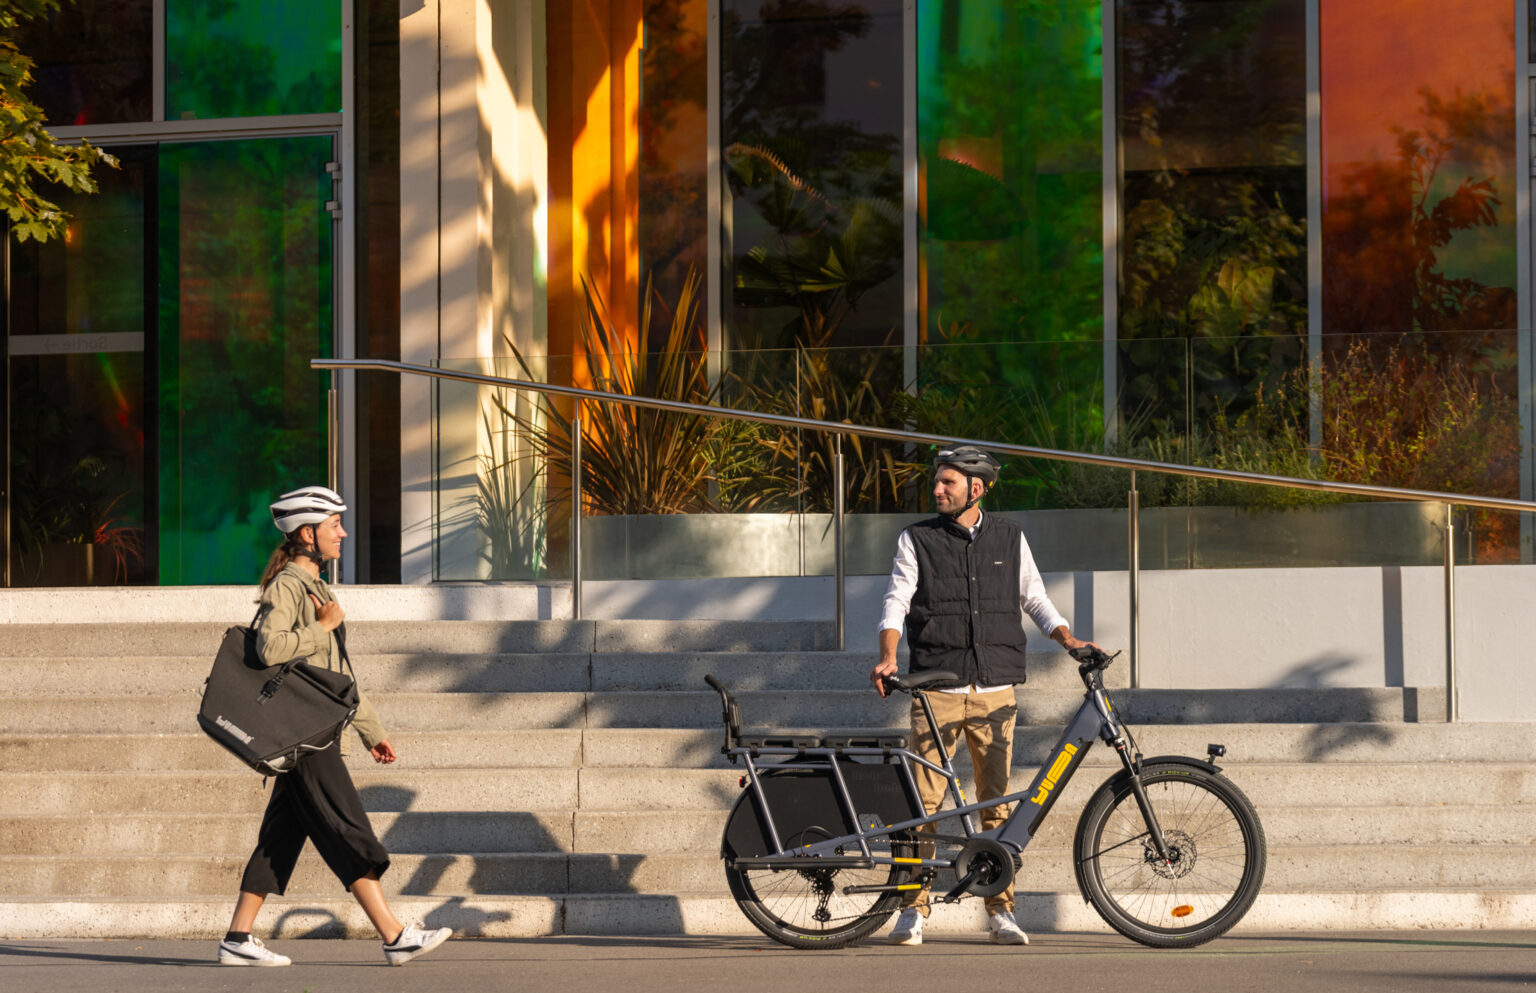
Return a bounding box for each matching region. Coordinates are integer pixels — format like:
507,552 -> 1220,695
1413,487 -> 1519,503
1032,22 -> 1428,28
902,686 -> 1018,916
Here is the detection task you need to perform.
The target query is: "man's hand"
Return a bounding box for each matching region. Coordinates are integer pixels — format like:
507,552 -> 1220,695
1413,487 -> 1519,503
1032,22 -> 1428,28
1049,625 -> 1099,655
870,656 -> 899,697
309,593 -> 345,632
370,740 -> 397,764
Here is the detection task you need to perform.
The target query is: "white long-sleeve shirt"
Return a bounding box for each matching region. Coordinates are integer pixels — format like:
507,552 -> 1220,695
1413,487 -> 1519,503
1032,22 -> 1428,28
878,511 -> 1069,693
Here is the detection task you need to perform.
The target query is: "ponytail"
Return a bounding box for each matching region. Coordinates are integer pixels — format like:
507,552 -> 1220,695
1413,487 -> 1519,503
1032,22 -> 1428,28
259,538 -> 308,590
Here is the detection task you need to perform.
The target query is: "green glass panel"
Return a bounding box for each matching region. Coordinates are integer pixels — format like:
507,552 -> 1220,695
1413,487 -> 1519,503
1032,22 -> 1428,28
915,0 -> 1104,456
166,0 -> 341,119
157,137 -> 334,585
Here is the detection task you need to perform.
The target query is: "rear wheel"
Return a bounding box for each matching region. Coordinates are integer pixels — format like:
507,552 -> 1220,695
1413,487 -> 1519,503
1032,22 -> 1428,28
726,825 -> 914,949
1074,764 -> 1266,948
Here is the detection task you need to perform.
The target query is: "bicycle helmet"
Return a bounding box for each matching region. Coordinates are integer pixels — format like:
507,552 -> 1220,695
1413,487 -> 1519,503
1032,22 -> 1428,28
933,446 -> 1000,518
270,485 -> 347,534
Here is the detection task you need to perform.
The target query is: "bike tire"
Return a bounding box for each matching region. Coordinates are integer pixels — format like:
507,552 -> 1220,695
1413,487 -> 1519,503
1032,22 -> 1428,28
726,831 -> 915,949
1074,763 -> 1266,948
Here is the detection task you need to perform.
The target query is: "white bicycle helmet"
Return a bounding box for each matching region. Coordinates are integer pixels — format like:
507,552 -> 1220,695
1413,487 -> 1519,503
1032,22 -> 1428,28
270,485 -> 347,534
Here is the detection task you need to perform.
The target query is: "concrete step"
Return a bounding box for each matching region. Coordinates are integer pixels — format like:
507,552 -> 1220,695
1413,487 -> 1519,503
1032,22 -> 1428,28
8,842 -> 1536,899
0,769 -> 572,815
7,722 -> 1526,773
0,619 -> 836,657
0,686 -> 1447,735
7,649 -> 1106,698
6,801 -> 1530,858
570,763 -> 1536,811
8,762 -> 1532,816
0,731 -> 585,772
0,811 -> 579,856
4,890 -> 1535,940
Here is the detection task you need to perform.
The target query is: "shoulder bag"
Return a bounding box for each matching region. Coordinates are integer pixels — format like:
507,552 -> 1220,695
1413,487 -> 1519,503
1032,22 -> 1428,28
196,612 -> 361,776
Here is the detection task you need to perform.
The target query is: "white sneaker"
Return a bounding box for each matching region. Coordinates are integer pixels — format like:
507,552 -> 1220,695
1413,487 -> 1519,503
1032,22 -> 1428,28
988,910 -> 1029,945
889,906 -> 924,945
217,935 -> 291,966
383,921 -> 453,965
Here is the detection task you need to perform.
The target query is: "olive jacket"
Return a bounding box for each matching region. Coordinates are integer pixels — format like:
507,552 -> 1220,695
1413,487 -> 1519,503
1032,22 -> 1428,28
255,562 -> 386,755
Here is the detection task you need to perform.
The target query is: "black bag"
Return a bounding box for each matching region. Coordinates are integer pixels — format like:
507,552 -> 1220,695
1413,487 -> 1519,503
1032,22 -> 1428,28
197,616 -> 360,776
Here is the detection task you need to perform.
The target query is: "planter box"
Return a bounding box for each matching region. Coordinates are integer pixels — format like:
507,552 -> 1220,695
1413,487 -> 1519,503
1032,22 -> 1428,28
577,503 -> 1456,580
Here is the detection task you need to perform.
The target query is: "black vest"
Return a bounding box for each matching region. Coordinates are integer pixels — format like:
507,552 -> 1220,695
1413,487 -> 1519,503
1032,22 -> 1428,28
904,513 -> 1030,688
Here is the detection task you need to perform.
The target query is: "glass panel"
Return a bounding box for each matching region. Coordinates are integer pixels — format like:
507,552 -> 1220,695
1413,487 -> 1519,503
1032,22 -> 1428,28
166,0 -> 342,119
1320,0 -> 1517,335
916,0 -> 1103,342
1116,0 -> 1307,436
157,137 -> 334,584
640,0 -> 709,317
8,147 -> 153,587
17,0 -> 153,126
721,0 -> 903,351
9,147 -> 149,337
8,352 -> 150,585
358,0 -> 402,581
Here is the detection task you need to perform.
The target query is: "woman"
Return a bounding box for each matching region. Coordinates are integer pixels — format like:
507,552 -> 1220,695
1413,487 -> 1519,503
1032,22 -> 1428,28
217,485 -> 452,967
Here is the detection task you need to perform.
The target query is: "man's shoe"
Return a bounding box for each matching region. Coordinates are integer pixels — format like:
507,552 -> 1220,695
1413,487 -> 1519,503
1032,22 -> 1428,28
383,922 -> 453,965
889,906 -> 924,945
217,935 -> 291,966
987,910 -> 1029,945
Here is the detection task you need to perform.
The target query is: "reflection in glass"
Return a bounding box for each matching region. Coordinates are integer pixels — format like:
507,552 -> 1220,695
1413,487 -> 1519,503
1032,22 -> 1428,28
1318,0 -> 1518,560
1320,0 -> 1516,335
640,0 -> 709,322
917,0 -> 1103,490
1116,0 -> 1307,438
166,0 -> 341,119
9,148 -> 149,337
9,353 -> 149,585
8,148 -> 152,586
18,0 -> 152,126
721,0 -> 903,352
157,138 -> 333,584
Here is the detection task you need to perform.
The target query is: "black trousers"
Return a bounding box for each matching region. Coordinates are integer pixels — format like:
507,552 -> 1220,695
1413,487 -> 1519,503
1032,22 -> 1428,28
238,744 -> 391,895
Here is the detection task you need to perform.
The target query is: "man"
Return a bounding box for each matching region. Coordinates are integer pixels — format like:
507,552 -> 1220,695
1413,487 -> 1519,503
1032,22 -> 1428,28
870,446 -> 1098,947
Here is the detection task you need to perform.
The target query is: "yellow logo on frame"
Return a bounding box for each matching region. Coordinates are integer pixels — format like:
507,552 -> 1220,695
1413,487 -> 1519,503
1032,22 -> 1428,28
1029,743 -> 1078,805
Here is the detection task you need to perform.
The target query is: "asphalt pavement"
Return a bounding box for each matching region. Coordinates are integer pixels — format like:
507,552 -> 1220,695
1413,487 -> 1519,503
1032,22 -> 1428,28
2,931 -> 1533,993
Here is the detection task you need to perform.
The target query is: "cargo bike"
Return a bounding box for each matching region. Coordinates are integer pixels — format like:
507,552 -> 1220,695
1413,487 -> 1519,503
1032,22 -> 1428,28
707,647 -> 1266,949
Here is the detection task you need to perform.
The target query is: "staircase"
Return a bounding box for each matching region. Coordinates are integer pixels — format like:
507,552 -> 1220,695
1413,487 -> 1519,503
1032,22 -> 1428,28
2,617 -> 1534,939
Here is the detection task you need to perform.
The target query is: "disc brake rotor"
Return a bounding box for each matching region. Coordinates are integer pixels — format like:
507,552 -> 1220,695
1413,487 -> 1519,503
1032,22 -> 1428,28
1144,828 -> 1196,880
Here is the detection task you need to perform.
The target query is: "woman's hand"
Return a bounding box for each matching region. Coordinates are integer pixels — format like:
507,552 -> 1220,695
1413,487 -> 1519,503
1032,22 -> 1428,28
308,593 -> 345,631
370,740 -> 397,764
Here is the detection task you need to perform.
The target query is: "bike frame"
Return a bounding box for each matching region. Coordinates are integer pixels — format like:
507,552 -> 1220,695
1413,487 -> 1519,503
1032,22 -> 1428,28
726,664 -> 1176,877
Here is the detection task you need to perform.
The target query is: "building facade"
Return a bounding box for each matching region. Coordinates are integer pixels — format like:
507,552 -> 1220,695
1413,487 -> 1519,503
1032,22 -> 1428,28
11,0 -> 1536,586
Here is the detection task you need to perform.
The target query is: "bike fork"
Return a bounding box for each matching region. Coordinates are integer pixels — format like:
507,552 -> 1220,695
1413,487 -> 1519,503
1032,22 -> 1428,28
1115,741 -> 1172,862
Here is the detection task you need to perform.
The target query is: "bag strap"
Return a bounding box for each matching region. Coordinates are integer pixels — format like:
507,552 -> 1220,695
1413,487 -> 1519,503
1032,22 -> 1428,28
334,622 -> 357,682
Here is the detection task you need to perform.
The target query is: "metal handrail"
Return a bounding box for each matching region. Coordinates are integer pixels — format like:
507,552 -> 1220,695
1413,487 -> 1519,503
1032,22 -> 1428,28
315,356 -> 1536,721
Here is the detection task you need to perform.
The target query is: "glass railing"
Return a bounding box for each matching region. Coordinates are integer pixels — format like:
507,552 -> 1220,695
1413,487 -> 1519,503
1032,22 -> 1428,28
430,328 -> 1530,583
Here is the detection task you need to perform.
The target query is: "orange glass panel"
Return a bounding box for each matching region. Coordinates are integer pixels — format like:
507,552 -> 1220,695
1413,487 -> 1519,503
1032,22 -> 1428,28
1320,0 -> 1517,334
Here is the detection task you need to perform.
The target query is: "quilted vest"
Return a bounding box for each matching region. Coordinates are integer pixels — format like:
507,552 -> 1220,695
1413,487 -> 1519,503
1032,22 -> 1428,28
903,513 -> 1030,688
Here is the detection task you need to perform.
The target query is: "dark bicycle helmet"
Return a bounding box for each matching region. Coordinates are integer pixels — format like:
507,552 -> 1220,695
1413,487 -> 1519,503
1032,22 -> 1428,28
934,445 -> 1000,485
933,445 -> 1000,518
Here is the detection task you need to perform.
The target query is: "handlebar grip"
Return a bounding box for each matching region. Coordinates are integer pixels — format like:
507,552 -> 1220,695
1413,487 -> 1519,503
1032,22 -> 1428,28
704,674 -> 726,694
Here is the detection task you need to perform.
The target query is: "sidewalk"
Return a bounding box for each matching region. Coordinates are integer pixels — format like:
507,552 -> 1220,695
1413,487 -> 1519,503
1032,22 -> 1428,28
2,931 -> 1532,993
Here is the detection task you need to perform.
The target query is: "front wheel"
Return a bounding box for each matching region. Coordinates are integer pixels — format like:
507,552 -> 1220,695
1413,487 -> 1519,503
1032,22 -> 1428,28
1074,763 -> 1266,948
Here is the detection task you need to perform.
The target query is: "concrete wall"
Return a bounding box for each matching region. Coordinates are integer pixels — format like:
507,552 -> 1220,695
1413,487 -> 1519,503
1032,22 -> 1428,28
4,563 -> 1530,720
400,0 -> 548,584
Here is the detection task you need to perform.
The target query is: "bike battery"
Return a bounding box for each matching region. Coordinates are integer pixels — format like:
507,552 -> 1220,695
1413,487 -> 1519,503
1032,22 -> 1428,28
724,759 -> 924,858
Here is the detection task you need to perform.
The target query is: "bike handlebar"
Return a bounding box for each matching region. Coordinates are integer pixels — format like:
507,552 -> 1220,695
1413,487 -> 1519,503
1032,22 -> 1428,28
1069,646 -> 1121,672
